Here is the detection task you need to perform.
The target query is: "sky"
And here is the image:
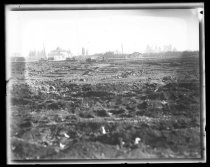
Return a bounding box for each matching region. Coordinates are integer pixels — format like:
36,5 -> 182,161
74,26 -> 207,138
6,8 -> 202,57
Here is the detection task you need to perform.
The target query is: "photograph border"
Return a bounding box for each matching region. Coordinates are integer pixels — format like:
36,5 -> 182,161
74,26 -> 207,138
5,3 -> 206,164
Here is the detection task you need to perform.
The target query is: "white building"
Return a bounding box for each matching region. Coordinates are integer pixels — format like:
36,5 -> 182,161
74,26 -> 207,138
48,47 -> 72,61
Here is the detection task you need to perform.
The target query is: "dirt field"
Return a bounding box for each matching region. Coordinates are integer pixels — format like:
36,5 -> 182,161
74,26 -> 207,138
8,52 -> 202,160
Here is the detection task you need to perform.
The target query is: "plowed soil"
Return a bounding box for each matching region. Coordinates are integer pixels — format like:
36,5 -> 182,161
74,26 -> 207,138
8,54 -> 202,161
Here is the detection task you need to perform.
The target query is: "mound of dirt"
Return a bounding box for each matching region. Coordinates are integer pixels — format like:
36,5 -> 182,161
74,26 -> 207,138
93,109 -> 110,117
11,137 -> 57,160
108,108 -> 126,115
79,112 -> 95,118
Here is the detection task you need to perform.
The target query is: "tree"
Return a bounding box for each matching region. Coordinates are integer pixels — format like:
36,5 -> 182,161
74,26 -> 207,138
104,51 -> 115,58
145,45 -> 153,53
28,51 -> 36,58
163,44 -> 173,52
28,50 -> 37,61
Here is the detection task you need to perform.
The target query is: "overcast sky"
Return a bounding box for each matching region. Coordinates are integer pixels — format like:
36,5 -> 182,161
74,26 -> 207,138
6,9 -> 201,57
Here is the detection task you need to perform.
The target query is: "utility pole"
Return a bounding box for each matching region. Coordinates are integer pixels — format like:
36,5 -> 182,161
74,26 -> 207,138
121,43 -> 127,67
122,43 -> 127,61
121,43 -> 123,55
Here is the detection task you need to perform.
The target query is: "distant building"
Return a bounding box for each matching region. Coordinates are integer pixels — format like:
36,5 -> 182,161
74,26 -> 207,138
127,52 -> 143,59
47,47 -> 72,61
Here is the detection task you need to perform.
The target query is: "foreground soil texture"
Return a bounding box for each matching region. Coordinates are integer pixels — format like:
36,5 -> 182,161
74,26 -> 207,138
8,53 -> 202,161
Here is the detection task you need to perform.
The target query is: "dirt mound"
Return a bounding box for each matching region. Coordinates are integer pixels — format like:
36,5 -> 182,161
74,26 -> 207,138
11,137 -> 57,160
137,101 -> 148,110
108,108 -> 126,115
93,109 -> 110,117
79,112 -> 95,118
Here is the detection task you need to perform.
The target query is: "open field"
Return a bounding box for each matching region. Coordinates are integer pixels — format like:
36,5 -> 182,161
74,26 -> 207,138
8,53 -> 201,160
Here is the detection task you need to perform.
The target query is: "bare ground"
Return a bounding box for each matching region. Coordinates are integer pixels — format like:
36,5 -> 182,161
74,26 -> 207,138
8,54 -> 202,160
